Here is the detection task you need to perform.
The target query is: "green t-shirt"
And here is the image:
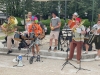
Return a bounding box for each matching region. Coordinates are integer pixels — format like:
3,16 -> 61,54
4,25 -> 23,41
3,23 -> 17,36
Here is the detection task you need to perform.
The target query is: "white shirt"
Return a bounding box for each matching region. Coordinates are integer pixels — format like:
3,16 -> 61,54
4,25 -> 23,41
93,24 -> 100,35
86,28 -> 90,33
26,21 -> 32,31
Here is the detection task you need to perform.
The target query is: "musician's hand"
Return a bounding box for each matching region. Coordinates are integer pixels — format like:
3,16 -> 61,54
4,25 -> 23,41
97,29 -> 100,33
50,26 -> 54,30
81,31 -> 86,34
75,25 -> 78,28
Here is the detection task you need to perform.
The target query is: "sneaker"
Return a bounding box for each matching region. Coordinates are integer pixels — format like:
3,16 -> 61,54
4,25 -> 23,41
95,56 -> 100,60
48,47 -> 51,52
83,51 -> 88,54
36,55 -> 40,62
7,50 -> 12,54
29,56 -> 35,64
65,58 -> 72,61
54,47 -> 57,51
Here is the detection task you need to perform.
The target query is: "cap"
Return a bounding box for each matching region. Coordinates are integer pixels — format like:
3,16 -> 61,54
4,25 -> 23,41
76,18 -> 81,22
73,12 -> 78,16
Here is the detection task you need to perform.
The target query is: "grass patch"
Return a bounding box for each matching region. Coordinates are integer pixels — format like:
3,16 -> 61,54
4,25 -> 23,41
0,36 -> 5,40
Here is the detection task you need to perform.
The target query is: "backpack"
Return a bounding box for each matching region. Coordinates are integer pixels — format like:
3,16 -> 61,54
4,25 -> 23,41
38,21 -> 45,40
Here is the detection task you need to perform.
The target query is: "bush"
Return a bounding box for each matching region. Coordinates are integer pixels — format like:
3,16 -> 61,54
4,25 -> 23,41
41,19 -> 66,34
15,17 -> 25,31
82,19 -> 91,27
16,17 -> 23,26
41,19 -> 91,34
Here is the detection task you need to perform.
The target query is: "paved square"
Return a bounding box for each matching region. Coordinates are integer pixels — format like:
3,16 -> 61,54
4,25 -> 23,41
0,55 -> 100,75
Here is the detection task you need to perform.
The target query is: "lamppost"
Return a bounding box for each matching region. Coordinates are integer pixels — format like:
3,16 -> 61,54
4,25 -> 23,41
65,0 -> 67,25
92,0 -> 94,25
58,0 -> 60,17
23,0 -> 26,25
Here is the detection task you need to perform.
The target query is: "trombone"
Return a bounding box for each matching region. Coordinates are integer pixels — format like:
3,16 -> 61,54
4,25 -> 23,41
72,20 -> 85,32
87,26 -> 97,44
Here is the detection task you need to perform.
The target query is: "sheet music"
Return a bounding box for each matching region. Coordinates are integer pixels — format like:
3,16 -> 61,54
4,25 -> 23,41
76,28 -> 81,33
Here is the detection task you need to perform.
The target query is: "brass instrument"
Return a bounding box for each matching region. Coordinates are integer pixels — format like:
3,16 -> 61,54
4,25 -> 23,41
87,26 -> 97,44
2,16 -> 18,34
72,20 -> 85,32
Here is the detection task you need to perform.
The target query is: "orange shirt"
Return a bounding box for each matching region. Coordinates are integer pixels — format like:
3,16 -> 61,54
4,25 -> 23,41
28,23 -> 42,36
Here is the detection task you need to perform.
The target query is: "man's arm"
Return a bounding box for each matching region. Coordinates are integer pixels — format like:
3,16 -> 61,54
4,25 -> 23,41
54,22 -> 61,29
1,24 -> 6,31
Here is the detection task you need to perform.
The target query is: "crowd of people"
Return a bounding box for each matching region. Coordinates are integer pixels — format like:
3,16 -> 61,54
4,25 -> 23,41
0,10 -> 100,64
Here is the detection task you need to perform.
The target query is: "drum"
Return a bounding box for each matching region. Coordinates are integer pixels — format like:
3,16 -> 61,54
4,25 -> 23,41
14,32 -> 21,41
61,29 -> 72,37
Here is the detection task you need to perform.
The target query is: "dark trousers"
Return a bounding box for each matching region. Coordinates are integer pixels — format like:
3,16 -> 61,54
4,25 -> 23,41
69,39 -> 83,60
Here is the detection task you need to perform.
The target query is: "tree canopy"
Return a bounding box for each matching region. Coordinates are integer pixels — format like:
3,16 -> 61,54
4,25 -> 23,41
0,0 -> 100,20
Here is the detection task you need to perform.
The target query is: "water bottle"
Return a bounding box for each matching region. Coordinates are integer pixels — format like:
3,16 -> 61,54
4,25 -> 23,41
18,55 -> 22,61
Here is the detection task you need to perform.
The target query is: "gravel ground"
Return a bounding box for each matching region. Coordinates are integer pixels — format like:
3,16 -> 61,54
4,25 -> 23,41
0,55 -> 100,75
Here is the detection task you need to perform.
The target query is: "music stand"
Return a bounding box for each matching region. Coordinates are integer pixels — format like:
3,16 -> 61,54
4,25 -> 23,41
60,26 -> 70,51
61,29 -> 77,70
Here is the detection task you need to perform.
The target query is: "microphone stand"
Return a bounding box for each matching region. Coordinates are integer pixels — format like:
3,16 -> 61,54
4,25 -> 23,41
76,30 -> 90,73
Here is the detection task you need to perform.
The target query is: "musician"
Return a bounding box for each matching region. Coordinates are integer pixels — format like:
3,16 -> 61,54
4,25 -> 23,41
1,16 -> 18,54
66,18 -> 86,64
67,12 -> 80,48
48,10 -> 61,51
83,26 -> 90,54
28,18 -> 42,60
92,20 -> 100,60
68,12 -> 79,29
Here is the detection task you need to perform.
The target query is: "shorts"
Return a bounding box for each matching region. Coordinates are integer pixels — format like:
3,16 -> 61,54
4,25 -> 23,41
84,39 -> 89,44
50,31 -> 59,40
94,35 -> 100,49
31,38 -> 39,45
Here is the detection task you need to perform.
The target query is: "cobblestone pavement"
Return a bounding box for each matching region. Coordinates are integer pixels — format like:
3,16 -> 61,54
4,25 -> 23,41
0,55 -> 100,75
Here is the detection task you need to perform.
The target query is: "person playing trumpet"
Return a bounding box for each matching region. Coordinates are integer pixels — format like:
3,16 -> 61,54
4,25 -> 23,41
66,18 -> 86,64
48,10 -> 61,51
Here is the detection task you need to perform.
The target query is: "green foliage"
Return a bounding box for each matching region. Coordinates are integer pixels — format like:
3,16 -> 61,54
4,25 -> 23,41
41,19 -> 67,34
82,19 -> 91,27
16,17 -> 25,31
18,26 -> 25,32
41,19 -> 51,34
41,19 -> 91,34
16,17 -> 23,26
